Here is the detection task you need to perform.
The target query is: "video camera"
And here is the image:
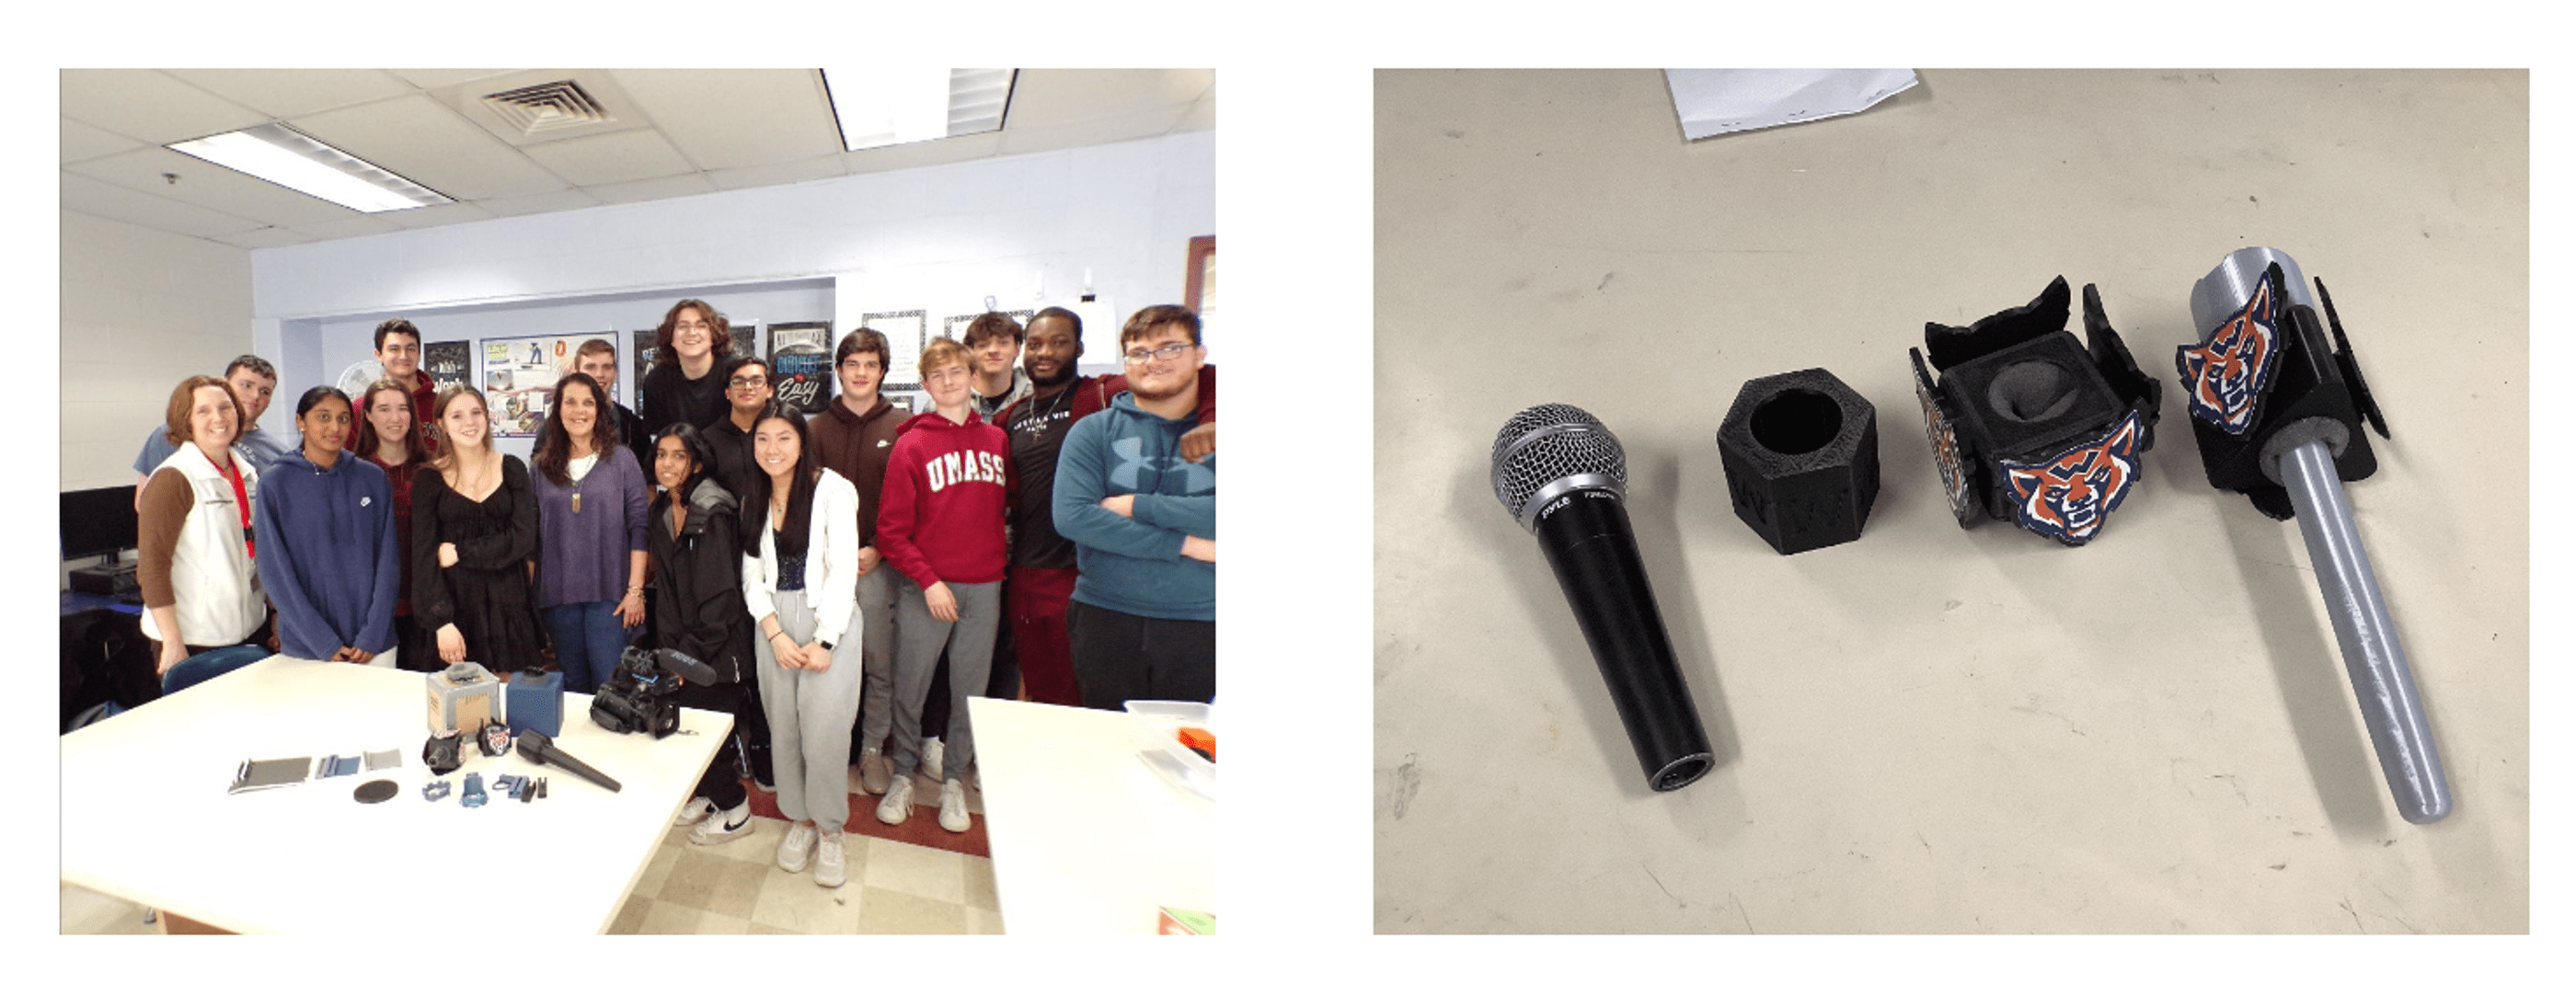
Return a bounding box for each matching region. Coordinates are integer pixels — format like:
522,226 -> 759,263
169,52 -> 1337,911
589,646 -> 716,738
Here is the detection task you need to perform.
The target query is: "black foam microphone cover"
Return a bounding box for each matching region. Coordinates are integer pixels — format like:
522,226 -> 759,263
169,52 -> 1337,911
1492,405 -> 1715,792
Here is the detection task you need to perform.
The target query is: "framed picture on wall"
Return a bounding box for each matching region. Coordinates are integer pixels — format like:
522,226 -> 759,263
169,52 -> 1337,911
480,332 -> 615,437
422,341 -> 472,392
766,322 -> 834,414
941,309 -> 1037,342
1184,235 -> 1214,324
863,309 -> 928,393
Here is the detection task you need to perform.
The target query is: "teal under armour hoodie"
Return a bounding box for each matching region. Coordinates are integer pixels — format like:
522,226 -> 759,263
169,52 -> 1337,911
1051,392 -> 1214,621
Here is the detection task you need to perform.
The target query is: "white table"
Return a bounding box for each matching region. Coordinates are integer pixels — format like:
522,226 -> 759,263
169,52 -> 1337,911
967,696 -> 1216,933
58,656 -> 729,933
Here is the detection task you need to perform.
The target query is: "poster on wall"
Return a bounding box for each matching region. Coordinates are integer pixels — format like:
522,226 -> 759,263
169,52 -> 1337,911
422,341 -> 472,392
766,322 -> 833,414
863,310 -> 928,394
481,333 -> 614,437
630,326 -> 760,417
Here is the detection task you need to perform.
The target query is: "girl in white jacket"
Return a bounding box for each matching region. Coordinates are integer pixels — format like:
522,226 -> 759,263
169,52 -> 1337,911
740,401 -> 864,888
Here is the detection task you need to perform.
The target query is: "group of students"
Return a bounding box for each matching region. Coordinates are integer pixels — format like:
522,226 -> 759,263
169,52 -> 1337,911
127,299 -> 1216,893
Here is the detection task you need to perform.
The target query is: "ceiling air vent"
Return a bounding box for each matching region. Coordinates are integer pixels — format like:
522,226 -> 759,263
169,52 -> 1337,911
481,80 -> 614,135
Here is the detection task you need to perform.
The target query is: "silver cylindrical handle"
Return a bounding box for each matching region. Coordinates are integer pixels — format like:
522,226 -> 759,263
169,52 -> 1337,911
2277,439 -> 2450,823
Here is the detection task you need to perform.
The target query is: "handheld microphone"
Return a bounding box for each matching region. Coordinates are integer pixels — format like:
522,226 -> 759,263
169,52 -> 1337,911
513,730 -> 624,793
1491,404 -> 1715,792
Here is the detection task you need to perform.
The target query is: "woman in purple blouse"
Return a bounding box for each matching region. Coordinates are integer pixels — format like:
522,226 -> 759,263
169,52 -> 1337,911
531,372 -> 651,692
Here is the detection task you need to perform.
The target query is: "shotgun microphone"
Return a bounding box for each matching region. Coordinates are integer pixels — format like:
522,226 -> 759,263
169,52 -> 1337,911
1491,404 -> 1714,792
513,730 -> 623,793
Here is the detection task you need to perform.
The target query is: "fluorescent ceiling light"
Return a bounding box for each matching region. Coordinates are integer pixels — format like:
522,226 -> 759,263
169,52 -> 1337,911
821,68 -> 1016,152
167,123 -> 452,213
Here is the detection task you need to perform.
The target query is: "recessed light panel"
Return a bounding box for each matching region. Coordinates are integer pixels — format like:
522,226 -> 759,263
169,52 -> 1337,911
167,122 -> 452,213
821,68 -> 1016,152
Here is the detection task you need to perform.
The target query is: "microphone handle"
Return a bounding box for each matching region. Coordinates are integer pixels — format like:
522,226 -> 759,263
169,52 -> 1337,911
523,739 -> 624,793
1533,490 -> 1715,792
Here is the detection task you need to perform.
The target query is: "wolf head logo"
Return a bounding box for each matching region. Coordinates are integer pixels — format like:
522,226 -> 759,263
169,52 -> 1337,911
2001,411 -> 2145,546
2177,277 -> 2282,435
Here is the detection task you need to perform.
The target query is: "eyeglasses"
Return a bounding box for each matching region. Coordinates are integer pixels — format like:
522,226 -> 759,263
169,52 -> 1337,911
1121,342 -> 1198,364
727,376 -> 769,391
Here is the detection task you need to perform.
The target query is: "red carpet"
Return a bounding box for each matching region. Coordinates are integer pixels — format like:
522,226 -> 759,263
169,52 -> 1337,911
738,779 -> 990,859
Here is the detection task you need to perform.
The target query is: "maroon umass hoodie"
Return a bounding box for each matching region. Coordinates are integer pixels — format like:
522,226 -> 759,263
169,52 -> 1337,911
875,410 -> 1014,588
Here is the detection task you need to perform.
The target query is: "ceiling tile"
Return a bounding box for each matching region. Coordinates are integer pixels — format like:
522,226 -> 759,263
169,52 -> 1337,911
66,145 -> 367,228
292,94 -> 569,200
213,226 -> 320,249
61,172 -> 265,239
611,69 -> 843,171
843,132 -> 1003,177
585,172 -> 719,206
389,69 -> 526,90
477,188 -> 601,218
60,69 -> 270,144
61,117 -> 144,165
290,215 -> 404,241
995,109 -> 1188,156
1007,70 -> 1210,129
520,127 -> 697,186
373,200 -> 499,230
1172,91 -> 1216,133
165,69 -> 416,119
706,153 -> 847,191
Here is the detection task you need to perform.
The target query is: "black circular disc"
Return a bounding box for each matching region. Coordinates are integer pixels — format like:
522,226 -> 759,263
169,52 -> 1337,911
354,779 -> 399,804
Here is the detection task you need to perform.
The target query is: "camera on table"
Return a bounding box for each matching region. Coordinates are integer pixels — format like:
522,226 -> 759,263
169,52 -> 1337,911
589,646 -> 716,738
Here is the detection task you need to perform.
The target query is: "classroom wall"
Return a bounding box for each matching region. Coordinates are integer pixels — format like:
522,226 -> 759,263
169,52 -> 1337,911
59,210 -> 255,493
303,280 -> 834,459
253,132 -> 1216,413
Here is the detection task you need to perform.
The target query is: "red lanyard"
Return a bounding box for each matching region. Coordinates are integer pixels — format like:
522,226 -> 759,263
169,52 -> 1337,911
216,454 -> 255,560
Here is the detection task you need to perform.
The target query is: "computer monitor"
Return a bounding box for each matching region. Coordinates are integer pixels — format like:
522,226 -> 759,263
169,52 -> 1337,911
60,486 -> 139,563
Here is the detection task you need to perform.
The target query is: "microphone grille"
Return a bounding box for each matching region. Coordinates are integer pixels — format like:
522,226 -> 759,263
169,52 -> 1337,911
1490,404 -> 1626,521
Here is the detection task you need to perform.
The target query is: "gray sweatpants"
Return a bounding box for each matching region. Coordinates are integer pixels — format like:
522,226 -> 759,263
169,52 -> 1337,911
889,576 -> 1000,784
855,563 -> 901,756
755,588 -> 865,828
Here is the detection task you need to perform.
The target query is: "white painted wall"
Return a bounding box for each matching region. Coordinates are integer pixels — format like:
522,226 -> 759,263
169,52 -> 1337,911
255,131 -> 1215,396
59,210 -> 255,493
301,280 -> 834,459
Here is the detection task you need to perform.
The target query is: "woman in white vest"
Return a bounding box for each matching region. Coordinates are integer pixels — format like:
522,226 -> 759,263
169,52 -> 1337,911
137,375 -> 270,676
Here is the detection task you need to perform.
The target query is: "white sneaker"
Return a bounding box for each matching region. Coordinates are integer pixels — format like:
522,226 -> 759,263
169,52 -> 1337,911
876,775 -> 914,825
775,823 -> 818,873
673,795 -> 714,827
813,830 -> 847,887
689,801 -> 754,846
938,778 -> 971,833
923,737 -> 944,783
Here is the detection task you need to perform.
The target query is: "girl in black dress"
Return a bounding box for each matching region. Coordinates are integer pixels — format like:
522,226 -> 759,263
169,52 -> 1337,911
411,385 -> 544,675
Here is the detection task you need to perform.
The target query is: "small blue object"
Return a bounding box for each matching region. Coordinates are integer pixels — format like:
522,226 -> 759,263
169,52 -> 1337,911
423,780 -> 451,802
505,670 -> 565,738
462,773 -> 488,807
